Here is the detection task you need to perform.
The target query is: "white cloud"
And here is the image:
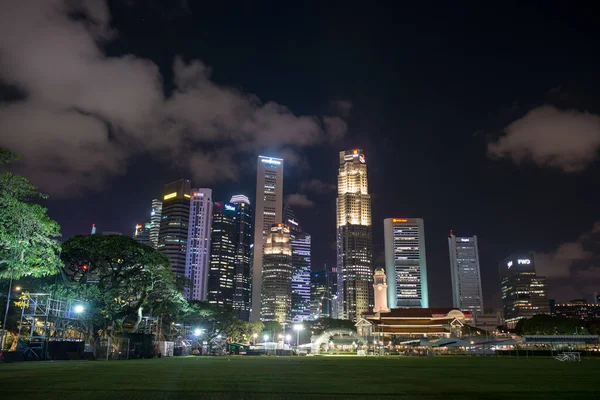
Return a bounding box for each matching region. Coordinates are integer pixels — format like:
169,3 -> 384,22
535,222 -> 600,301
488,106 -> 600,172
285,193 -> 315,208
0,1 -> 347,196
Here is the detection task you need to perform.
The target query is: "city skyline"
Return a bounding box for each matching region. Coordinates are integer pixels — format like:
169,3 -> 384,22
4,2 -> 600,308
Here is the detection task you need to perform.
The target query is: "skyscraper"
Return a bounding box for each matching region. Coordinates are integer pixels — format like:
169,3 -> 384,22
310,264 -> 336,319
251,156 -> 284,321
185,189 -> 213,300
261,224 -> 292,323
230,195 -> 253,321
149,199 -> 162,249
384,218 -> 429,308
284,205 -> 312,322
208,201 -> 237,306
336,149 -> 373,321
500,252 -> 550,327
133,223 -> 151,247
158,179 -> 191,277
448,233 -> 483,314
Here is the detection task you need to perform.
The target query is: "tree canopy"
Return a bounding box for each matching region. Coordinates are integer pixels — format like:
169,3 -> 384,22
515,314 -> 588,335
0,149 -> 61,279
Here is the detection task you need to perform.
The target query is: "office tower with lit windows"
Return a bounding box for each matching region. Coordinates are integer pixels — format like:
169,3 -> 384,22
284,205 -> 311,322
208,201 -> 237,306
149,199 -> 162,249
336,149 -> 373,321
158,179 -> 191,277
261,224 -> 293,323
500,253 -> 550,327
448,233 -> 483,313
133,223 -> 151,247
230,195 -> 253,320
384,218 -> 429,308
251,156 -> 284,321
185,189 -> 213,300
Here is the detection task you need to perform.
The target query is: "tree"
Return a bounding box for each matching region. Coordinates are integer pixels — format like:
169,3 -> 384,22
0,149 -> 62,279
61,235 -> 179,339
515,314 -> 587,335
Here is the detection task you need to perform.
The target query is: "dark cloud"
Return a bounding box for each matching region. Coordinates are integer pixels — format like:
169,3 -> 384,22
535,222 -> 600,301
0,0 -> 347,196
488,106 -> 600,172
299,179 -> 336,193
284,193 -> 315,208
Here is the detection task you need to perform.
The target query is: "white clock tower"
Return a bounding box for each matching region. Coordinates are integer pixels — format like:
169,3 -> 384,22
373,268 -> 389,313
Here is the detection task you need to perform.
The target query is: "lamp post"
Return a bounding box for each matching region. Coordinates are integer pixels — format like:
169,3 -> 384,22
293,324 -> 304,351
253,332 -> 258,345
263,334 -> 269,355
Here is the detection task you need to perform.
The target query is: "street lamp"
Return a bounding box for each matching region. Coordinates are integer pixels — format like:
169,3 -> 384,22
293,324 -> 304,349
263,334 -> 269,342
194,328 -> 203,337
253,333 -> 258,345
14,286 -> 21,292
74,304 -> 85,314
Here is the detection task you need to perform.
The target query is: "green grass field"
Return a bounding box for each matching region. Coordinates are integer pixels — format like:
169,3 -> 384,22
1,356 -> 599,399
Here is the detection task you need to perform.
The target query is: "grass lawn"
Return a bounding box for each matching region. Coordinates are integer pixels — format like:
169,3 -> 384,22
1,356 -> 599,399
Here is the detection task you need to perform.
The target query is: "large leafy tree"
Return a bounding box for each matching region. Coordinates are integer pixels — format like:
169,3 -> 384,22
61,234 -> 179,337
515,314 -> 588,335
0,149 -> 61,279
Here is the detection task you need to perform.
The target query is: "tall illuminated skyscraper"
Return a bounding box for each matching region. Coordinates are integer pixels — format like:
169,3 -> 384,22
261,224 -> 292,323
185,189 -> 213,300
501,253 -> 550,327
149,199 -> 162,249
158,179 -> 191,277
251,156 -> 284,321
208,201 -> 236,306
448,233 -> 483,313
384,218 -> 429,308
336,149 -> 373,321
230,195 -> 253,321
284,205 -> 311,322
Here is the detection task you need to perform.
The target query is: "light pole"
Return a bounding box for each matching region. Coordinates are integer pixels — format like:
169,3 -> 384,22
263,334 -> 269,355
253,333 -> 258,345
293,324 -> 304,351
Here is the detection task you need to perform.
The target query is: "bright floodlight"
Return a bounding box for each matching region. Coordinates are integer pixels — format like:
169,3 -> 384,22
74,304 -> 85,314
253,333 -> 258,338
263,334 -> 269,341
194,328 -> 202,336
285,334 -> 291,341
293,324 -> 304,331
278,334 -> 283,339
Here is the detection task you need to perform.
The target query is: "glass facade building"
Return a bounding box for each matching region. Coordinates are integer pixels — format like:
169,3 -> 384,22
384,218 -> 429,308
500,252 -> 550,326
284,205 -> 311,322
208,201 -> 237,306
336,149 -> 373,321
448,233 -> 483,314
251,156 -> 284,321
158,179 -> 191,277
230,195 -> 253,321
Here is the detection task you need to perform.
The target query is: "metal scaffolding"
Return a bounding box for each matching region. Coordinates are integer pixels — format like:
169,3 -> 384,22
17,292 -> 87,359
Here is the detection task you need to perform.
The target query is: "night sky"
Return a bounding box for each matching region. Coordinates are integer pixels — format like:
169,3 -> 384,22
1,1 -> 600,308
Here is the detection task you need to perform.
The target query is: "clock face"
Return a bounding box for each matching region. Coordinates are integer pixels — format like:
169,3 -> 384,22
378,286 -> 382,291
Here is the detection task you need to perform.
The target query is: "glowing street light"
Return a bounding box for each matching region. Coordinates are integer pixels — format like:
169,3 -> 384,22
194,328 -> 203,336
293,324 -> 304,348
14,286 -> 21,292
285,334 -> 291,342
263,334 -> 269,342
74,304 -> 85,314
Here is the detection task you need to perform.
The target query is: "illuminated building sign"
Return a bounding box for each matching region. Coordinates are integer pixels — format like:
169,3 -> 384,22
460,238 -> 470,242
163,192 -> 177,200
224,204 -> 236,212
518,259 -> 531,265
184,194 -> 191,198
288,219 -> 299,226
359,154 -> 365,163
507,261 -> 513,268
392,219 -> 408,223
261,158 -> 282,165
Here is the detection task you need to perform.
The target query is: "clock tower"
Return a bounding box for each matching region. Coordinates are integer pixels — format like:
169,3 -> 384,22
373,268 -> 389,313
